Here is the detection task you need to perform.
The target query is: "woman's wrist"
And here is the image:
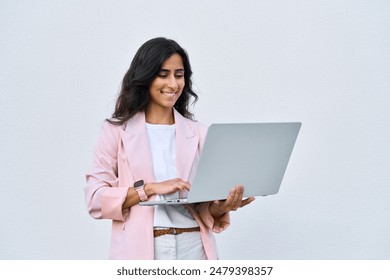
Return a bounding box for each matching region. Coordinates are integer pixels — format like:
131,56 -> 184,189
144,183 -> 156,196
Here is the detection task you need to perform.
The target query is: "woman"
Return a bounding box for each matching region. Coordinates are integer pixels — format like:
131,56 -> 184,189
85,37 -> 255,260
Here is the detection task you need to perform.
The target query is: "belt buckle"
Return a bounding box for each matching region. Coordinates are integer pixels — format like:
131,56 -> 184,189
171,228 -> 177,235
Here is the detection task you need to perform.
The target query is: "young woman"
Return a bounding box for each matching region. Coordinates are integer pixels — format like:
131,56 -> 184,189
85,37 -> 254,260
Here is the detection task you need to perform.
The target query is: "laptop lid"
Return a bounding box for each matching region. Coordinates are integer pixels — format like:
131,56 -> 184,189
185,122 -> 301,203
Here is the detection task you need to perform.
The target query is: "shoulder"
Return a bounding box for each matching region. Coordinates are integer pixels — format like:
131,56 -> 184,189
101,119 -> 122,133
97,120 -> 123,144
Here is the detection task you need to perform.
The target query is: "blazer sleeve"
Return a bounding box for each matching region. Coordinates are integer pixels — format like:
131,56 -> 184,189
84,122 -> 129,222
195,122 -> 230,233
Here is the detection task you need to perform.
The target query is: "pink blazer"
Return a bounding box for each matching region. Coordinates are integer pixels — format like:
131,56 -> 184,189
85,109 -> 230,259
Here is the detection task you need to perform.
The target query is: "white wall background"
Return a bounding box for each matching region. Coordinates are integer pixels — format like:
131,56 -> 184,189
1,0 -> 389,259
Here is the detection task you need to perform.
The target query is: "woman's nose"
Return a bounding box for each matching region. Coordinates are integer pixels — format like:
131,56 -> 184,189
167,75 -> 178,90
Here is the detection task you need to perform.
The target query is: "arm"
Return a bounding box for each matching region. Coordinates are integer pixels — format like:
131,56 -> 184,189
85,123 -> 192,219
85,122 -> 127,221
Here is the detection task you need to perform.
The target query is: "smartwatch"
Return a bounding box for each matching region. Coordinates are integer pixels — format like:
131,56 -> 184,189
134,180 -> 148,202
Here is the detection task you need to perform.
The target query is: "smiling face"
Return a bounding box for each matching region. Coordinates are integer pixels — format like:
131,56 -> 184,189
147,53 -> 185,118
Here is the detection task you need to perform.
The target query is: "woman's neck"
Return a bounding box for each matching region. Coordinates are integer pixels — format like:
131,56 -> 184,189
145,107 -> 175,125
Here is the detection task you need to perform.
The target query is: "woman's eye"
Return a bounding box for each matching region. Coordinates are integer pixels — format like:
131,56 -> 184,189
175,71 -> 185,78
157,71 -> 184,78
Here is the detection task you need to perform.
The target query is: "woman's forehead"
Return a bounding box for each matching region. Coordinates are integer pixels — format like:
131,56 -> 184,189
160,53 -> 184,70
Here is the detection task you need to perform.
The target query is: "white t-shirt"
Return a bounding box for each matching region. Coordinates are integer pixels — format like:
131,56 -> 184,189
146,123 -> 198,228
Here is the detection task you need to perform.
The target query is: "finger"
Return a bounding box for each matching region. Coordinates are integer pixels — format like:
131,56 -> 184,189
239,196 -> 256,208
173,179 -> 191,191
214,188 -> 234,212
231,186 -> 245,210
236,185 -> 245,200
231,193 -> 241,210
181,181 -> 191,191
223,188 -> 239,211
224,187 -> 237,205
219,185 -> 244,211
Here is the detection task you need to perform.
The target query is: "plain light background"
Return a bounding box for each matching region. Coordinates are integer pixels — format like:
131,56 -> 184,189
1,0 -> 389,259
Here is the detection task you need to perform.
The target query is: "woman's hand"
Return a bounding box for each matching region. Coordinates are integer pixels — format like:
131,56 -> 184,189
209,185 -> 255,219
145,178 -> 191,196
123,178 -> 190,209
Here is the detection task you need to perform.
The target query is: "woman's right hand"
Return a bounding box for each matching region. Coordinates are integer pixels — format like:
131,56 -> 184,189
145,178 -> 191,196
122,178 -> 190,209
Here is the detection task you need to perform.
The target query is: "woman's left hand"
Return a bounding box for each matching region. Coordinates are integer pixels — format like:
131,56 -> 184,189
209,185 -> 255,219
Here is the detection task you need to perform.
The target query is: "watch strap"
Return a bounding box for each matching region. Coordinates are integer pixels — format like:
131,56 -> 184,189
134,180 -> 148,202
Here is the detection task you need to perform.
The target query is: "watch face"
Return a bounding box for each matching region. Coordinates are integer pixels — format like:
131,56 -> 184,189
134,180 -> 144,188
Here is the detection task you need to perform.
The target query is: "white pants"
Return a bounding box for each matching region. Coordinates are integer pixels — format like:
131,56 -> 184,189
154,231 -> 207,260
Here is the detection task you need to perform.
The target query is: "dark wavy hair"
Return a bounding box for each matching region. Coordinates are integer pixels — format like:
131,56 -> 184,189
107,37 -> 198,125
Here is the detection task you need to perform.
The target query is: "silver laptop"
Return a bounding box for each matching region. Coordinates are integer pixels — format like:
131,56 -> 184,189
139,122 -> 301,206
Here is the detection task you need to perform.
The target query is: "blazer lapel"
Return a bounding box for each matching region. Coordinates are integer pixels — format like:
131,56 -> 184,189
119,112 -> 155,183
174,110 -> 199,183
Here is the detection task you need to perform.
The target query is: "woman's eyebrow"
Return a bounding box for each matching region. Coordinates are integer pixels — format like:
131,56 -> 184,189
159,68 -> 185,72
